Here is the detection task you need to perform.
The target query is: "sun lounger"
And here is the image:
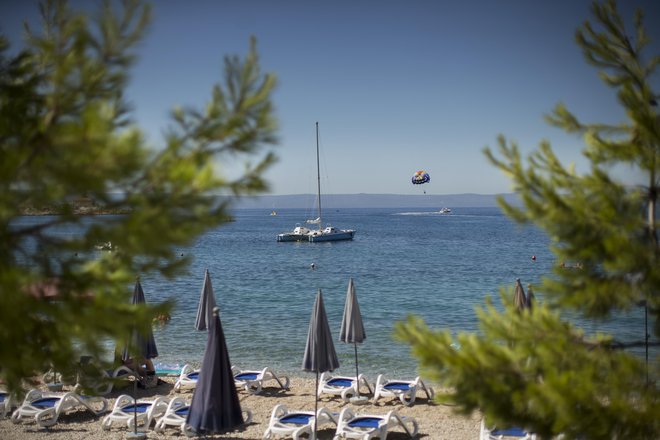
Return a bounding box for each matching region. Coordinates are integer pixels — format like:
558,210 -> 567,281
480,419 -> 537,439
318,373 -> 373,403
173,364 -> 200,392
372,375 -> 434,407
10,390 -> 108,427
232,366 -> 290,395
0,390 -> 15,418
101,394 -> 169,431
263,404 -> 337,440
154,396 -> 253,437
75,362 -> 137,396
333,408 -> 418,439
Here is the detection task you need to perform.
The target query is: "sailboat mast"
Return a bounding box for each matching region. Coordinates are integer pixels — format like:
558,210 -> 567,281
315,122 -> 322,230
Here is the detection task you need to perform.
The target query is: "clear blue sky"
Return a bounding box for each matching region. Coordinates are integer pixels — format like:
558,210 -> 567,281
2,1 -> 658,196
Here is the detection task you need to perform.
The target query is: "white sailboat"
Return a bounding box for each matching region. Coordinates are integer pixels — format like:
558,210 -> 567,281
277,122 -> 355,243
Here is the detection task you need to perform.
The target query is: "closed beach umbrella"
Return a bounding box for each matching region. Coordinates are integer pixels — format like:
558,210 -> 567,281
302,289 -> 339,440
187,307 -> 244,434
513,278 -> 528,312
526,284 -> 535,310
122,278 -> 159,363
195,269 -> 217,331
339,278 -> 366,397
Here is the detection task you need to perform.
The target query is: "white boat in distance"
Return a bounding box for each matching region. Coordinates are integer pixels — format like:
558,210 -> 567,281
277,122 -> 355,243
439,207 -> 452,214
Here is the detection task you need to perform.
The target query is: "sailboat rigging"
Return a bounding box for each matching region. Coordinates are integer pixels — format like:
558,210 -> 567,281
277,122 -> 355,243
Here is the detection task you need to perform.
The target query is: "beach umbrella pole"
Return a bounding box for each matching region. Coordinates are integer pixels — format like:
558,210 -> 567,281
353,342 -> 360,397
314,369 -> 319,440
126,374 -> 147,439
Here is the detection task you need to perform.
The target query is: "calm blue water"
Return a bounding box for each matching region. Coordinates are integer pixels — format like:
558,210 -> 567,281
133,207 -> 646,378
17,207 -> 650,378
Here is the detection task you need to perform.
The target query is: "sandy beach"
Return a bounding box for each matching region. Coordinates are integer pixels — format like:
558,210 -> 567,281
1,375 -> 482,439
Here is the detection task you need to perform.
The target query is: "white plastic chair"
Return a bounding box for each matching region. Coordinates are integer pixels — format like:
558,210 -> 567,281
372,375 -> 434,407
0,390 -> 15,418
232,366 -> 290,395
333,408 -> 418,439
101,394 -> 169,431
263,404 -> 337,440
317,373 -> 373,403
173,364 -> 200,392
10,390 -> 108,427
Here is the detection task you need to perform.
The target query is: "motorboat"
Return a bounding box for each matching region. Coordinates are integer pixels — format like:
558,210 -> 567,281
439,207 -> 452,214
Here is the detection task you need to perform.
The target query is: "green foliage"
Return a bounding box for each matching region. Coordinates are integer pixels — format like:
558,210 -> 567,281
0,0 -> 277,393
396,1 -> 659,438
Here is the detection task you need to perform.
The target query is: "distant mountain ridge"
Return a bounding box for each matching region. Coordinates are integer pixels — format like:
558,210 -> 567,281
233,193 -> 521,209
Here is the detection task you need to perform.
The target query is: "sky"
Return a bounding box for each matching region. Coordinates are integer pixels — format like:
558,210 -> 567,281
2,0 -> 658,196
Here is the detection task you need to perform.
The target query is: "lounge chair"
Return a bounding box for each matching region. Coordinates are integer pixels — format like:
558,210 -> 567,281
0,390 -> 15,418
372,375 -> 435,407
263,404 -> 337,440
232,366 -> 290,395
10,390 -> 108,427
333,408 -> 418,439
154,396 -> 253,438
101,394 -> 169,431
173,364 -> 200,392
75,363 -> 136,396
318,373 -> 373,403
480,419 -> 537,439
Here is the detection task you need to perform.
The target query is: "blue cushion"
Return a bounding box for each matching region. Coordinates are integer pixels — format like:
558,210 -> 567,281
491,427 -> 529,437
32,397 -> 60,409
174,406 -> 190,417
121,402 -> 152,413
328,378 -> 353,387
384,382 -> 411,391
280,413 -> 312,425
348,417 -> 382,428
235,373 -> 258,381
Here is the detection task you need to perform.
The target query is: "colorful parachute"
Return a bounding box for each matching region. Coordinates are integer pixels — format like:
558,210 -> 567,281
412,170 -> 430,185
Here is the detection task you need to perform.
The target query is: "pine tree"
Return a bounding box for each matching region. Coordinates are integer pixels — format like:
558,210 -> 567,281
0,0 -> 277,392
396,1 -> 659,438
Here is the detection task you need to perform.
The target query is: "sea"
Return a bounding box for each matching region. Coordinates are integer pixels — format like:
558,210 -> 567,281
18,207 -> 651,379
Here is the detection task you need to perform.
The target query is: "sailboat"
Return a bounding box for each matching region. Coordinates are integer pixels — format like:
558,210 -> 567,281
277,122 -> 355,243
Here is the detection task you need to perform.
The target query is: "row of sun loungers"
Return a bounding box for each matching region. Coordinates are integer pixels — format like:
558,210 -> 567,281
5,390 -> 419,439
2,369 -> 438,439
175,367 -> 433,407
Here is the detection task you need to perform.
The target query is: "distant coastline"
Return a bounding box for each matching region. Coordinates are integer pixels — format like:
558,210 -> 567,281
19,198 -> 128,216
18,193 -> 520,215
232,192 -> 521,210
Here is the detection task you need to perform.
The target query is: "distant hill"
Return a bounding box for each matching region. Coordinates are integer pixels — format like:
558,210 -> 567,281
233,193 -> 521,209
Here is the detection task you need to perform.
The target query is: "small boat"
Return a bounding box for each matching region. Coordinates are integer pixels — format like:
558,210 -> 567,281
277,224 -> 312,242
95,241 -> 115,251
439,207 -> 452,214
270,211 -> 277,216
277,122 -> 355,243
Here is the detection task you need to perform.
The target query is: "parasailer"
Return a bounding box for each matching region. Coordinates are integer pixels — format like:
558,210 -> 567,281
412,170 -> 430,185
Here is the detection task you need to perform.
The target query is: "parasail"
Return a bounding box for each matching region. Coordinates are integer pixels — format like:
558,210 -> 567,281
411,170 -> 430,185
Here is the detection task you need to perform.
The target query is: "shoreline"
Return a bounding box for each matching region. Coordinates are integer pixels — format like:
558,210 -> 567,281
1,375 -> 482,439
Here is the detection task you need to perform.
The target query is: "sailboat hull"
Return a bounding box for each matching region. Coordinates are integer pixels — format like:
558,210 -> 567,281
308,227 -> 355,242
